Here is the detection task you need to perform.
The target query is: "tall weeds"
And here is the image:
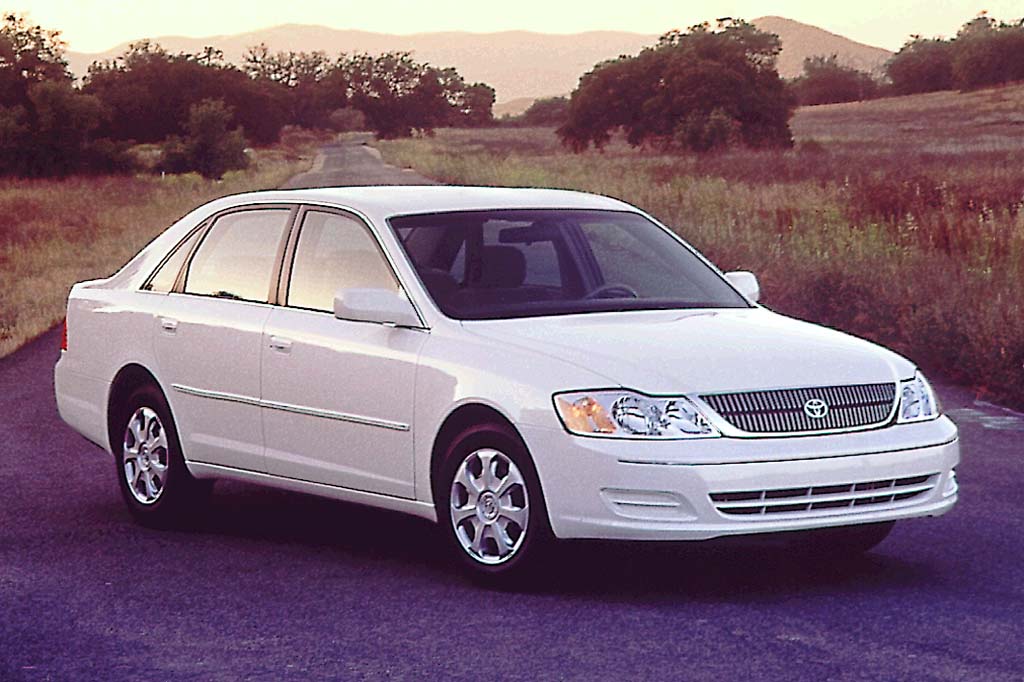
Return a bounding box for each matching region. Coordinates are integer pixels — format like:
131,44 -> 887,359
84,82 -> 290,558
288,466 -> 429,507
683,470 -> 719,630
0,150 -> 309,357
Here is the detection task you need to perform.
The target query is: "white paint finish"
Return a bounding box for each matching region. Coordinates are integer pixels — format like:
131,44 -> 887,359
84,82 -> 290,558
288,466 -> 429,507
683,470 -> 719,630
154,294 -> 271,471
53,362 -> 111,452
333,288 -> 422,328
724,270 -> 760,303
260,306 -> 426,498
186,461 -> 437,522
519,421 -> 959,540
461,307 -> 914,395
54,186 -> 961,545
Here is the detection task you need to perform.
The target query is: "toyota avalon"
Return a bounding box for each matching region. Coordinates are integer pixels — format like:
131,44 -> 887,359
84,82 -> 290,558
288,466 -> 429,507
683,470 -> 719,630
55,186 -> 959,583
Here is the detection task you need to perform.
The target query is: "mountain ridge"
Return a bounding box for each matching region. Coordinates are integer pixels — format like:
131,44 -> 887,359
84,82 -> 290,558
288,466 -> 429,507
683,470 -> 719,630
66,17 -> 893,109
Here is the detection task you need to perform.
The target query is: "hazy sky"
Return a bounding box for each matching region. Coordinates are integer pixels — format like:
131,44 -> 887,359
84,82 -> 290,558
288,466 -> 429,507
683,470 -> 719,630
10,0 -> 1022,53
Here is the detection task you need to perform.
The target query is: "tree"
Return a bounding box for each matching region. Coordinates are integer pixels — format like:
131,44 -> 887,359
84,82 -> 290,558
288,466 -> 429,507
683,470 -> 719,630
339,52 -> 488,137
84,42 -> 286,145
450,81 -> 495,128
886,15 -> 1024,95
0,12 -> 70,109
519,96 -> 570,127
242,44 -> 347,129
0,13 -> 132,176
951,17 -> 1024,89
791,55 -> 879,105
558,19 -> 794,153
160,99 -> 248,180
25,80 -> 109,175
885,38 -> 955,94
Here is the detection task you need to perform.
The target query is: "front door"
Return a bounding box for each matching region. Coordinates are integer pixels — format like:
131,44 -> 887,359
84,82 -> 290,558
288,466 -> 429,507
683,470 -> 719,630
261,207 -> 425,498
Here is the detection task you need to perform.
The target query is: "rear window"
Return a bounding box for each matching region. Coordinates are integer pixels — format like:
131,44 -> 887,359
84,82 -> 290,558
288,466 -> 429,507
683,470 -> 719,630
184,209 -> 291,303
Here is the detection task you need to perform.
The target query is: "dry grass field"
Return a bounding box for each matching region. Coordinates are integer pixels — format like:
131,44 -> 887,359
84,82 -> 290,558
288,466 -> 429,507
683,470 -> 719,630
377,84 -> 1024,407
0,148 -> 312,358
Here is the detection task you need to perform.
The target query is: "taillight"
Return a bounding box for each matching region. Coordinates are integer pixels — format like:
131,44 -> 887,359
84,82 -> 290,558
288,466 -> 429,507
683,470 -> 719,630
61,318 -> 68,352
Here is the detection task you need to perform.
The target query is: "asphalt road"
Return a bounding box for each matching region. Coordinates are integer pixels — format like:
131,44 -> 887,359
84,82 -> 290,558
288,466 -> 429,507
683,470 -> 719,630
279,135 -> 435,188
2,140 -> 1024,681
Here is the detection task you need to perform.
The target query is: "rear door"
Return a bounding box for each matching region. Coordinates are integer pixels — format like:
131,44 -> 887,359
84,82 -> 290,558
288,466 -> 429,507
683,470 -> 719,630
260,206 -> 426,498
154,205 -> 295,472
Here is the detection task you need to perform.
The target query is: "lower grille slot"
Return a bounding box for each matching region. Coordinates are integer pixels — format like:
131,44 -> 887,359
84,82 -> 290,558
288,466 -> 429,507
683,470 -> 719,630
712,473 -> 939,517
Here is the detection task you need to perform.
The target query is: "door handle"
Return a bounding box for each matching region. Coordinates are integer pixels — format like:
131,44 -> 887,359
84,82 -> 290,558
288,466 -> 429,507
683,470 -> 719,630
160,317 -> 178,333
269,336 -> 292,353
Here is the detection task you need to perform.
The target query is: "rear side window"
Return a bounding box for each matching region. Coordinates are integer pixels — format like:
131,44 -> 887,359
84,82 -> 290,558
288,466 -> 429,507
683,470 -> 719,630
184,209 -> 291,303
144,227 -> 204,293
287,210 -> 399,313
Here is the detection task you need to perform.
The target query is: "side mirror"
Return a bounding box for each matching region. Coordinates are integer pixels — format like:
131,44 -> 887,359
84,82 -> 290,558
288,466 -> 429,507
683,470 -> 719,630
724,271 -> 760,304
334,288 -> 421,328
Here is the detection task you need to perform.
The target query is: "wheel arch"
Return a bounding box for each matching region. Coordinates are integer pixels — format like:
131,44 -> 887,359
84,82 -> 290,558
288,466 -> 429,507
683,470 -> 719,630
106,363 -> 167,455
429,402 -> 526,507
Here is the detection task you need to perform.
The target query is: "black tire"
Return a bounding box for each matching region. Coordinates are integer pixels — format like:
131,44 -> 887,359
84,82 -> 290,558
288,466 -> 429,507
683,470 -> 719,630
113,383 -> 211,528
789,521 -> 895,558
435,422 -> 553,587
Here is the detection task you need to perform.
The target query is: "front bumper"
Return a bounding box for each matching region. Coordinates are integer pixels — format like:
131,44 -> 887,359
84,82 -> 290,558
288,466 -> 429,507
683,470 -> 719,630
523,417 -> 959,541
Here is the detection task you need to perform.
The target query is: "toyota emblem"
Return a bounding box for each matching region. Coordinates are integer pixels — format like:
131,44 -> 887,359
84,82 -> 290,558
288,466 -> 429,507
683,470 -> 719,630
803,398 -> 829,419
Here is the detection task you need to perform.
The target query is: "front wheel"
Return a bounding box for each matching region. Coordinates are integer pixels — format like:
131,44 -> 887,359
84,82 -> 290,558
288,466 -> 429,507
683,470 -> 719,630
115,384 -> 210,527
437,424 -> 551,586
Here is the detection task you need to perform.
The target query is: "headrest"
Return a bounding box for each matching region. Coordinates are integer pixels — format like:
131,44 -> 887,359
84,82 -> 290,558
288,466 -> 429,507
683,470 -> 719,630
479,246 -> 526,288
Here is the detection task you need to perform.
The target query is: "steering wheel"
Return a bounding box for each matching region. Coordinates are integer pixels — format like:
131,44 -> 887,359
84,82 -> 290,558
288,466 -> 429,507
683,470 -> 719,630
583,283 -> 640,300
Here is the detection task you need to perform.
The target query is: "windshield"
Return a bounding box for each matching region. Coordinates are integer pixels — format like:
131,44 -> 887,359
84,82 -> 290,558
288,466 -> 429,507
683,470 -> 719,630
389,209 -> 750,320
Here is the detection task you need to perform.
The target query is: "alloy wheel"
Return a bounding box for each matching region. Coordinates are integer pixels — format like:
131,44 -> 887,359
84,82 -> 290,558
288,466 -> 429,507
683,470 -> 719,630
122,406 -> 170,505
449,448 -> 530,565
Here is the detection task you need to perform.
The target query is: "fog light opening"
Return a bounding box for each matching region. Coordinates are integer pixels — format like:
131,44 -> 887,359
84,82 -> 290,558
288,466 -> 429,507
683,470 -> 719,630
943,469 -> 959,497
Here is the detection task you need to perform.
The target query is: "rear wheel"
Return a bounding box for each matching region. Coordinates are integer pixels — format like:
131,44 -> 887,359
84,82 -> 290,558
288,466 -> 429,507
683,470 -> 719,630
115,384 -> 210,527
437,424 -> 551,586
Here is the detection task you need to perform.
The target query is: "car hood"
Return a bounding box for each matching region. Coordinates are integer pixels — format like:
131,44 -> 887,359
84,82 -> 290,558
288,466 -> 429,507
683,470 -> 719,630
461,308 -> 915,394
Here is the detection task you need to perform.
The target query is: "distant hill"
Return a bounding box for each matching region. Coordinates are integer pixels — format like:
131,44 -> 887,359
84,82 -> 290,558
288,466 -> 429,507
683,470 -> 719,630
66,18 -> 892,105
755,16 -> 892,77
66,27 -> 652,104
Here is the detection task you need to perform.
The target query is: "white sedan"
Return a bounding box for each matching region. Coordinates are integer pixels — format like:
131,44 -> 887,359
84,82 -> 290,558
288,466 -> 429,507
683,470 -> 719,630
55,186 -> 959,583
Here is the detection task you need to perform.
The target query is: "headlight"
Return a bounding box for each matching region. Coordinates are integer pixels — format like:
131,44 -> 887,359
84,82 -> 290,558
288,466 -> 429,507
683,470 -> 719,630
897,371 -> 940,423
554,390 -> 720,439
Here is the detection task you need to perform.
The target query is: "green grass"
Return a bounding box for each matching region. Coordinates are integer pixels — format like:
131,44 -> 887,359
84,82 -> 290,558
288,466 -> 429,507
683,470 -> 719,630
377,86 -> 1024,408
0,147 -> 312,358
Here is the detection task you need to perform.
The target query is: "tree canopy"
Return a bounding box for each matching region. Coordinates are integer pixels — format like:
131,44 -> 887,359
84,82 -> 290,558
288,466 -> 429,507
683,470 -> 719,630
557,20 -> 794,153
0,13 -> 133,176
791,55 -> 879,105
0,11 -> 497,177
886,14 -> 1024,95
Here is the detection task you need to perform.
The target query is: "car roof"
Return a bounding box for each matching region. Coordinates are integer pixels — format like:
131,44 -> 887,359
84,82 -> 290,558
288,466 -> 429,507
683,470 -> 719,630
214,185 -> 636,218
112,185 -> 643,290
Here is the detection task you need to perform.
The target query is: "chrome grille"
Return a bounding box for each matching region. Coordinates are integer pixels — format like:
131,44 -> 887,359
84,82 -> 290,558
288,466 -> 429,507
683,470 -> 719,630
700,383 -> 897,434
710,474 -> 938,517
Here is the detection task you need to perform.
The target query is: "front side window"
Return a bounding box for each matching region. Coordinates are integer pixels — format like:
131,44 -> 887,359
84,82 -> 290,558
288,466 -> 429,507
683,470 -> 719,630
287,210 -> 399,313
391,209 -> 749,320
184,209 -> 291,303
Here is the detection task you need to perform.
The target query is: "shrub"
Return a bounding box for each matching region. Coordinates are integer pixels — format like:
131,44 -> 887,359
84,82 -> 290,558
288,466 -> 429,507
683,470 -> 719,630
519,97 -> 570,127
674,107 -> 739,152
792,55 -> 879,105
158,99 -> 248,179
